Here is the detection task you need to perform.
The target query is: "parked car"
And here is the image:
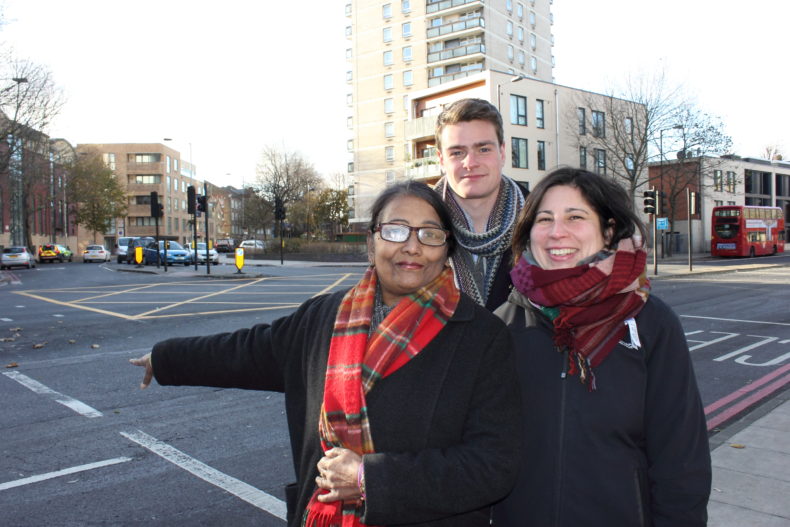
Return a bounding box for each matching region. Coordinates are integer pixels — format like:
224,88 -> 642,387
116,236 -> 136,263
191,242 -> 219,265
143,240 -> 191,266
214,238 -> 235,253
1,246 -> 35,269
238,240 -> 266,250
83,244 -> 111,263
126,237 -> 154,265
38,243 -> 72,263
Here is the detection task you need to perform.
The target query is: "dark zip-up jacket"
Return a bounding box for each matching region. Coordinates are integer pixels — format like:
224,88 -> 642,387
493,291 -> 711,527
152,289 -> 522,527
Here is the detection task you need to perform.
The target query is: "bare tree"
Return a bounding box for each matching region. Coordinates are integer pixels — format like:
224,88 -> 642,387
65,149 -> 127,243
763,144 -> 783,161
241,189 -> 274,240
0,56 -> 65,245
253,145 -> 321,204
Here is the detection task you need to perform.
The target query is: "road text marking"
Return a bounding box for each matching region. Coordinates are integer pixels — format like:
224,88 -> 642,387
681,314 -> 790,327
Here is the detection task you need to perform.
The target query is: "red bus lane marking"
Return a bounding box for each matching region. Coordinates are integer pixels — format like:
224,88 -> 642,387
705,363 -> 790,431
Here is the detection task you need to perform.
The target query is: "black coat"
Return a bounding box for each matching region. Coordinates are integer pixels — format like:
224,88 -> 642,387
152,290 -> 522,527
493,291 -> 711,527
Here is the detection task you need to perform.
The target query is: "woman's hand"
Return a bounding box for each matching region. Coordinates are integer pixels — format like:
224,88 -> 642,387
129,353 -> 154,389
315,448 -> 363,503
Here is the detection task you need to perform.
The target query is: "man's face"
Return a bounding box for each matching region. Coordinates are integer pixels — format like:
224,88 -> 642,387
437,119 -> 506,202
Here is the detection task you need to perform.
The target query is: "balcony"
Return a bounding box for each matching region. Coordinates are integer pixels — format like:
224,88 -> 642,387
427,0 -> 483,15
427,62 -> 484,87
426,16 -> 483,40
405,115 -> 437,141
126,162 -> 164,172
405,156 -> 442,181
428,43 -> 484,64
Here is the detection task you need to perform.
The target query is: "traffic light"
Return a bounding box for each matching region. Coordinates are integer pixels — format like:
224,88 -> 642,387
643,189 -> 656,215
196,195 -> 207,213
150,191 -> 161,217
187,185 -> 196,214
274,197 -> 286,220
659,191 -> 667,216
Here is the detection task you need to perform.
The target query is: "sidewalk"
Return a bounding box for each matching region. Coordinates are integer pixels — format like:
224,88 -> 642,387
120,254 -> 790,525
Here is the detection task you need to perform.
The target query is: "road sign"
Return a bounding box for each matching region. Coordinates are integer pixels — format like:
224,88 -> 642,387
656,217 -> 669,230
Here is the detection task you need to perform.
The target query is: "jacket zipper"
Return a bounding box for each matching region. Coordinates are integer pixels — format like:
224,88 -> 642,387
553,346 -> 569,526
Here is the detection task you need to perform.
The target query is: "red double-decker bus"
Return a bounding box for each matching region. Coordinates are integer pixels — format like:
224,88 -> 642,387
711,205 -> 785,257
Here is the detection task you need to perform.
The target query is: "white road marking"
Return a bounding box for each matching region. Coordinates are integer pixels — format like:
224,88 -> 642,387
715,336 -> 779,362
681,314 -> 790,327
121,429 -> 286,520
688,331 -> 739,351
1,318 -> 12,321
0,457 -> 131,491
53,314 -> 64,317
2,371 -> 103,418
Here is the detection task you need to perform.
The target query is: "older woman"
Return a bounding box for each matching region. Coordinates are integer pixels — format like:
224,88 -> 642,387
131,181 -> 521,527
493,168 -> 711,527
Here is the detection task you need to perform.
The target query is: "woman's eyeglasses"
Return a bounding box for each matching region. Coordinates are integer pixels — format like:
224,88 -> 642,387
374,223 -> 449,247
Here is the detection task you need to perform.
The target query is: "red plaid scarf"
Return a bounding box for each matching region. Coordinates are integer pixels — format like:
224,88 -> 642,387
510,237 -> 650,390
303,266 -> 460,527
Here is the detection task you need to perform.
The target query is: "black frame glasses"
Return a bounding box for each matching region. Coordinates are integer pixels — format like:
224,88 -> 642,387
374,223 -> 449,247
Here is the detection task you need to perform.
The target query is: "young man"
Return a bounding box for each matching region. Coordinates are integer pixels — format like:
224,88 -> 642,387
434,98 -> 526,311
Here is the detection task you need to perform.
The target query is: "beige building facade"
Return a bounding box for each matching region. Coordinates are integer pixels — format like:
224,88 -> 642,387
345,0 -> 555,226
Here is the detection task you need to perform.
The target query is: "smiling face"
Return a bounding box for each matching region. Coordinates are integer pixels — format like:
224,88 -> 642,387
437,119 -> 506,206
372,195 -> 449,306
529,185 -> 608,270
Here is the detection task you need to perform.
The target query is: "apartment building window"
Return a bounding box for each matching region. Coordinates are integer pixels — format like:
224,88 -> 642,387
512,137 -> 528,169
386,170 -> 396,184
530,56 -> 537,72
167,217 -> 171,233
347,93 -> 353,105
402,22 -> 412,38
384,74 -> 393,90
403,95 -> 409,110
182,180 -> 186,192
506,0 -> 513,12
345,3 -> 352,16
529,11 -> 536,26
535,99 -> 544,129
134,174 -> 161,184
592,110 -> 605,138
726,171 -> 736,193
579,146 -> 587,169
346,48 -> 353,59
346,70 -> 353,82
384,97 -> 394,114
594,149 -> 606,175
714,199 -> 723,208
403,70 -> 413,86
348,162 -> 354,172
346,25 -> 352,37
130,153 -> 161,163
507,21 -> 513,37
624,117 -> 634,139
519,51 -> 526,65
713,170 -> 723,191
347,116 -> 353,129
530,33 -> 536,49
507,45 -> 514,60
383,50 -> 393,66
102,153 -> 116,170
173,197 -> 179,210
510,94 -> 527,125
577,108 -> 586,134
166,175 -> 171,191
383,3 -> 392,18
347,140 -> 354,152
402,0 -> 411,13
385,146 -> 395,162
166,155 -> 172,173
517,26 -> 524,42
384,122 -> 395,137
517,3 -> 524,18
174,159 -> 179,173
403,45 -> 412,62
383,27 -> 392,43
625,153 -> 635,175
537,141 -> 546,170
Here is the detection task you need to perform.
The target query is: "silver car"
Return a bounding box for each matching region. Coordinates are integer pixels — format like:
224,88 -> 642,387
1,246 -> 35,269
192,242 -> 219,265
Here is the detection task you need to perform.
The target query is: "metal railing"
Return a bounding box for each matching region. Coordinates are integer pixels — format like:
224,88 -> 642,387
428,43 -> 484,64
427,0 -> 482,15
426,16 -> 483,38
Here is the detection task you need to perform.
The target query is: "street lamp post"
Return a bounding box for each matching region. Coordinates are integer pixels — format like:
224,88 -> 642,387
495,74 -> 525,112
7,77 -> 29,247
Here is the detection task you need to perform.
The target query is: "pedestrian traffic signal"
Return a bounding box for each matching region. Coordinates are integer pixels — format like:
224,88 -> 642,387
643,190 -> 657,215
196,195 -> 207,213
187,185 -> 196,214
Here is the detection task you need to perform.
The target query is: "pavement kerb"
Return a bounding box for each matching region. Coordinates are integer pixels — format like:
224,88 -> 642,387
648,261 -> 787,280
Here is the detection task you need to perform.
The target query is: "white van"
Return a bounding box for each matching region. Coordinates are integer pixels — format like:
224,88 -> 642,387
116,236 -> 136,263
238,240 -> 266,250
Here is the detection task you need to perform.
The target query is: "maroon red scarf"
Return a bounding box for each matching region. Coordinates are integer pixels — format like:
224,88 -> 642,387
510,237 -> 650,390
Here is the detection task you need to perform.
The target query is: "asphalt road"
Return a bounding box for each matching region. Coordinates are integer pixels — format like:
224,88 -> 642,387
1,259 -> 788,525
